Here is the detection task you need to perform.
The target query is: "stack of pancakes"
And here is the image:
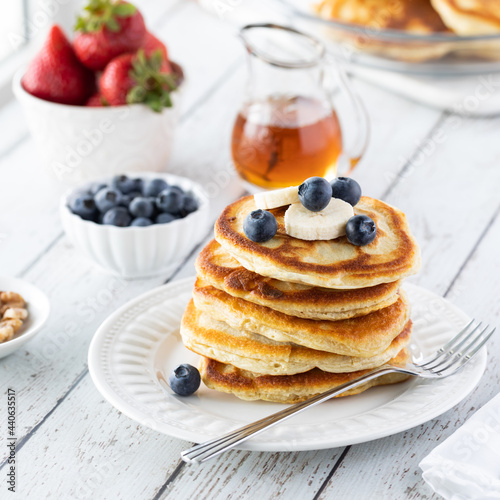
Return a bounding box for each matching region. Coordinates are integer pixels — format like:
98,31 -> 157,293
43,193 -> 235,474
180,196 -> 421,403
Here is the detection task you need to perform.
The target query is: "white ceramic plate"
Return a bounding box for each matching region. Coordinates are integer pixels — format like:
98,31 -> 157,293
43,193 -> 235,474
0,276 -> 50,359
88,277 -> 486,451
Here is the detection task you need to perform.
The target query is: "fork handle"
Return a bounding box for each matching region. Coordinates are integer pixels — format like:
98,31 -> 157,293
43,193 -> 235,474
181,366 -> 396,464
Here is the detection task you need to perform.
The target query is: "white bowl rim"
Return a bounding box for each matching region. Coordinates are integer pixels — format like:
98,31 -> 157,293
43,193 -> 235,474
0,276 -> 50,350
61,171 -> 209,230
12,65 -> 184,112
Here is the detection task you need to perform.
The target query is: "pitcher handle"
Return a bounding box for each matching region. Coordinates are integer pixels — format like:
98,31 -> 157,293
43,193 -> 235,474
326,55 -> 370,177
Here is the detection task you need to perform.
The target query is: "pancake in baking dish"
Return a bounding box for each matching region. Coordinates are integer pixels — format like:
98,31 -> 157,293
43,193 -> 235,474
192,279 -> 411,357
315,0 -> 449,33
181,299 -> 412,375
196,240 -> 401,321
199,348 -> 411,403
314,0 -> 452,61
215,196 -> 421,290
431,0 -> 500,34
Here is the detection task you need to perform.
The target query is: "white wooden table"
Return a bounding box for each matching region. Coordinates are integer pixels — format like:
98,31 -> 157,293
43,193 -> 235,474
1,1 -> 499,498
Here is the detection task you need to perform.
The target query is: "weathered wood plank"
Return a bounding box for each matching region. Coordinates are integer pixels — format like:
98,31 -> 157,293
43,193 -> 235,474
13,375 -> 186,500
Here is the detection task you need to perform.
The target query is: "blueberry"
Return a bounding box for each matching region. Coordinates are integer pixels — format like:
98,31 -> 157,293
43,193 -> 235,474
111,174 -> 136,194
345,215 -> 377,246
129,197 -> 154,218
331,177 -> 362,207
156,187 -> 183,214
68,194 -> 98,221
119,194 -> 133,208
95,187 -> 122,213
181,194 -> 198,216
156,213 -> 177,224
243,209 -> 277,243
169,364 -> 201,396
130,178 -> 143,193
143,178 -> 168,197
298,177 -> 332,212
131,217 -> 153,226
102,207 -> 132,227
68,187 -> 91,203
89,182 -> 107,196
169,185 -> 184,195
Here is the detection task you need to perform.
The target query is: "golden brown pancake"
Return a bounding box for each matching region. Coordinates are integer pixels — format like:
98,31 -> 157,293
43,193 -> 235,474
432,0 -> 500,34
196,240 -> 401,320
314,0 -> 453,62
316,0 -> 449,33
199,348 -> 411,403
192,279 -> 411,357
181,299 -> 412,375
215,196 -> 421,290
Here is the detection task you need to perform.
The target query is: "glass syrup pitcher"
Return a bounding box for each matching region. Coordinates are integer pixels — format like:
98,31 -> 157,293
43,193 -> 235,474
231,23 -> 370,190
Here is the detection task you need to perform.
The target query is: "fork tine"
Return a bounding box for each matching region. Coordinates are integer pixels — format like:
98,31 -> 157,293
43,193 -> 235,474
421,320 -> 481,368
425,322 -> 485,371
438,327 -> 496,376
428,324 -> 488,372
419,319 -> 475,366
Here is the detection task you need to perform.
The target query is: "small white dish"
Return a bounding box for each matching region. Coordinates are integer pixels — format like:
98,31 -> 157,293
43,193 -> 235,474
0,277 -> 50,359
88,277 -> 486,451
13,67 -> 183,185
60,172 -> 209,279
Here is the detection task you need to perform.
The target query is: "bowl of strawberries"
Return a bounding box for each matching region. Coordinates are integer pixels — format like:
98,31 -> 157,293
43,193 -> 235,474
13,0 -> 184,185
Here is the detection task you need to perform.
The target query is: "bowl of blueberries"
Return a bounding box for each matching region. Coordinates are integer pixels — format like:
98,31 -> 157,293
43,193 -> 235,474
61,172 -> 208,278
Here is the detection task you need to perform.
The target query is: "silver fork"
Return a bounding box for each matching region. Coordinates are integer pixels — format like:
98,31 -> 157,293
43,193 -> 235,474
181,320 -> 495,464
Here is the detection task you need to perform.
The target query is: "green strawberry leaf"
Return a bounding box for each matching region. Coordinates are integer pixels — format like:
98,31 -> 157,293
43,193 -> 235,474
74,0 -> 137,33
106,17 -> 120,32
114,3 -> 136,17
126,49 -> 178,113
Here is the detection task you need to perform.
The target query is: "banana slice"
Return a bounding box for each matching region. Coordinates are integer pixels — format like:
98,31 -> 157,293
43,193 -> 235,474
254,186 -> 299,210
285,198 -> 354,241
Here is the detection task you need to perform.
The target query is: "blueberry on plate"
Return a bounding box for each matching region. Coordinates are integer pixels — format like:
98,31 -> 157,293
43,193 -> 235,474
102,207 -> 132,227
345,215 -> 377,246
131,217 -> 153,227
143,178 -> 168,198
95,187 -> 122,213
169,364 -> 201,396
243,209 -> 277,243
331,177 -> 362,207
156,187 -> 183,214
68,194 -> 98,221
156,213 -> 177,224
129,197 -> 154,218
181,194 -> 198,216
298,177 -> 332,212
111,174 -> 136,194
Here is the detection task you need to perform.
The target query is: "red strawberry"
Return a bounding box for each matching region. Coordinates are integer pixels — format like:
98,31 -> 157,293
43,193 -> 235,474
85,93 -> 108,106
74,0 -> 146,71
142,31 -> 168,60
99,49 -> 177,112
142,31 -> 172,73
22,25 -> 95,105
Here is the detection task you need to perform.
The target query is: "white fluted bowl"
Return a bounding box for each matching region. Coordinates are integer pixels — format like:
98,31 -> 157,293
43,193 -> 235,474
13,65 -> 183,185
60,173 -> 209,279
